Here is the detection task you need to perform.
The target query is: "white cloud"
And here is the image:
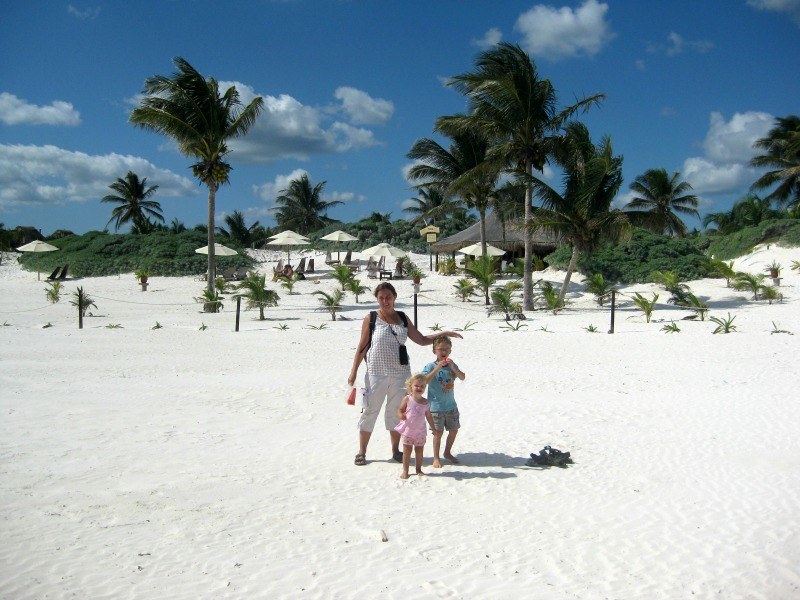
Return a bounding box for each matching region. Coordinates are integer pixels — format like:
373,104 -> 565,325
252,168 -> 309,203
514,0 -> 614,60
0,144 -> 196,208
334,87 -> 394,125
635,59 -> 646,71
701,111 -> 774,164
0,92 -> 81,126
472,27 -> 503,49
219,81 -> 384,163
747,0 -> 800,26
67,5 -> 101,20
680,111 -> 775,197
648,32 -> 714,56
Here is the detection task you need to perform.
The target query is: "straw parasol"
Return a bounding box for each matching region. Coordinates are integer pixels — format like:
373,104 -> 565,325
321,230 -> 358,260
360,242 -> 406,258
17,240 -> 59,280
194,243 -> 238,256
458,242 -> 506,257
267,234 -> 309,264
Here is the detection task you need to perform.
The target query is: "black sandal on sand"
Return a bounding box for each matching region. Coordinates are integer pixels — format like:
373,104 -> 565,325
392,450 -> 403,463
355,454 -> 367,466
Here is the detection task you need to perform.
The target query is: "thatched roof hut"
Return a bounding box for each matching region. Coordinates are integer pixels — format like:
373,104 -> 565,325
430,211 -> 560,255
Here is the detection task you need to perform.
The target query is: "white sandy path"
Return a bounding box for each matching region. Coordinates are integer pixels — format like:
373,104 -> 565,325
1,247 -> 799,599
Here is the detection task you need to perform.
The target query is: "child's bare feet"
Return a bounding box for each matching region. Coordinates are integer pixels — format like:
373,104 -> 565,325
432,459 -> 442,468
399,472 -> 409,479
444,453 -> 459,464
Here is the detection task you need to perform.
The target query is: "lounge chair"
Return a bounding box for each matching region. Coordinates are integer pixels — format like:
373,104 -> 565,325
235,265 -> 249,280
275,258 -> 284,272
295,257 -> 307,275
342,250 -> 353,265
366,259 -> 379,279
307,258 -> 315,273
46,266 -> 61,281
56,265 -> 69,280
325,251 -> 339,266
221,266 -> 237,281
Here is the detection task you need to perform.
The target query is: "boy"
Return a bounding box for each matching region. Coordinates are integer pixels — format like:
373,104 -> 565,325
422,336 -> 466,468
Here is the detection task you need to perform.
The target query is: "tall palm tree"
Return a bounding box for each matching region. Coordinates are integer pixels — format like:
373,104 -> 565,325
750,115 -> 800,209
529,123 -> 630,304
272,174 -> 342,234
129,57 -> 264,298
217,210 -> 260,246
408,130 -> 501,256
440,42 -> 604,309
101,171 -> 163,232
702,193 -> 782,233
625,168 -> 699,237
403,185 -> 463,225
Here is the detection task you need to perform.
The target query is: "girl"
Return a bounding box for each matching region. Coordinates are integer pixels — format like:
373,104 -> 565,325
394,374 -> 436,479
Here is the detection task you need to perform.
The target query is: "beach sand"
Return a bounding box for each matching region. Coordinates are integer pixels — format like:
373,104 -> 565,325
1,245 -> 799,599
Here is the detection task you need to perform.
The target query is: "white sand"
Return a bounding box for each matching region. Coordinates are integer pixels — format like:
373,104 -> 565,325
1,246 -> 799,599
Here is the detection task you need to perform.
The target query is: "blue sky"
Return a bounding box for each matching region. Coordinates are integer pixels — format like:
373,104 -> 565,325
1,0 -> 799,236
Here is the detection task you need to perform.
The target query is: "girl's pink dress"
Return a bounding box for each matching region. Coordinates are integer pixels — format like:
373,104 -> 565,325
394,395 -> 429,446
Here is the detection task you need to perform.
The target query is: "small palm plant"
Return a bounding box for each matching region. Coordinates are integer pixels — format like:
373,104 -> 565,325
279,274 -> 297,295
708,259 -> 736,287
331,264 -> 355,290
45,281 -> 62,304
632,292 -> 659,323
670,291 -> 709,320
438,257 -> 458,275
759,285 -> 782,305
234,273 -> 279,320
70,287 -> 97,318
344,278 -> 368,303
764,260 -> 781,278
195,288 -> 223,312
489,282 -> 523,321
313,288 -> 344,321
710,312 -> 736,334
732,272 -> 766,300
662,321 -> 681,333
535,280 -> 564,314
453,278 -> 477,302
585,273 -> 612,306
791,260 -> 800,272
214,277 -> 231,294
464,255 -> 498,305
651,270 -> 689,303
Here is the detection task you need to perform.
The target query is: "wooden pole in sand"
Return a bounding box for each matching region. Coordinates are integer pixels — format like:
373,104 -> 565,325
235,297 -> 241,332
608,289 -> 616,334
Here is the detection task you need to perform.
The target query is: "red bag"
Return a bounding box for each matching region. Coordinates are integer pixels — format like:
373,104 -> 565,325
346,387 -> 356,405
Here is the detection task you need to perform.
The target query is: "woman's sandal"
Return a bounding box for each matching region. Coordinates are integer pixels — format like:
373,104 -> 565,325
354,453 -> 367,466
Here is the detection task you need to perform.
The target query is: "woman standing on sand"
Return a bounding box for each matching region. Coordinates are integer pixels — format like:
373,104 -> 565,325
348,282 -> 462,466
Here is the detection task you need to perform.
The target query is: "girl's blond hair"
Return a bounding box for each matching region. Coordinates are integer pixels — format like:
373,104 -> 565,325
405,373 -> 426,392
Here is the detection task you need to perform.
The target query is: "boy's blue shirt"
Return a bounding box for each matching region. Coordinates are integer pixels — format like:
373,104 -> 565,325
422,360 -> 457,413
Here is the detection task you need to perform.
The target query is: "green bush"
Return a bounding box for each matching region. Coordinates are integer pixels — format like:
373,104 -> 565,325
544,229 -> 713,284
17,230 -> 252,277
705,218 -> 800,260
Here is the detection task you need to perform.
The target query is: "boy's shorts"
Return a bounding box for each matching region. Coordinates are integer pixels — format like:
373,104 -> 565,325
431,408 -> 460,432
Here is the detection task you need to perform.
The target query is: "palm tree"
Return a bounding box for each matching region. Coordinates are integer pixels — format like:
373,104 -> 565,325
440,42 -> 604,310
403,185 -> 463,225
529,123 -> 631,305
101,171 -> 163,232
625,168 -> 698,237
273,174 -> 342,235
702,193 -> 782,233
217,210 -> 260,246
129,57 -> 264,299
234,273 -> 279,320
750,115 -> 800,209
169,218 -> 187,233
408,130 -> 501,256
313,289 -> 344,321
463,254 -> 499,305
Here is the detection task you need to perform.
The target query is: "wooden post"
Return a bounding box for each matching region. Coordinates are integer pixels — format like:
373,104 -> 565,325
608,289 -> 616,334
413,283 -> 420,329
235,297 -> 241,332
78,304 -> 83,330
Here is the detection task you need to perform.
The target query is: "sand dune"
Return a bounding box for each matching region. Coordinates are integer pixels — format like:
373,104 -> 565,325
1,245 -> 799,599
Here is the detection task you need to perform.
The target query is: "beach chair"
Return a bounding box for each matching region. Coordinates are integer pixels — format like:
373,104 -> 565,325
325,251 -> 339,266
46,266 -> 61,281
366,259 -> 379,279
295,257 -> 307,276
342,250 -> 353,266
221,266 -> 237,281
307,258 -> 315,273
56,265 -> 69,280
234,265 -> 249,280
275,258 -> 284,272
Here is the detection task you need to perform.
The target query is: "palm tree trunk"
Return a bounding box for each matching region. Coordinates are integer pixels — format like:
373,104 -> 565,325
523,161 -> 534,310
206,183 -> 218,300
479,209 -> 487,256
558,244 -> 580,305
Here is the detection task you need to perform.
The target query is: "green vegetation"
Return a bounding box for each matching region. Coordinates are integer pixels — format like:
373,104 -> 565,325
705,218 -> 800,260
631,292 -> 658,323
45,281 -> 62,304
313,289 -> 344,321
234,273 -> 279,320
710,313 -> 737,334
